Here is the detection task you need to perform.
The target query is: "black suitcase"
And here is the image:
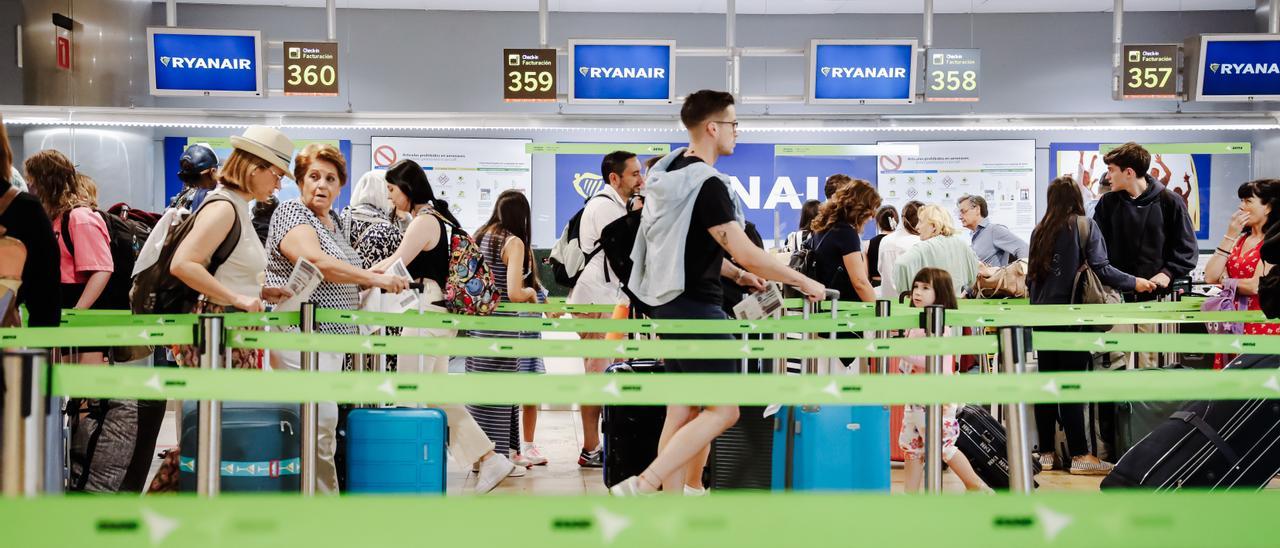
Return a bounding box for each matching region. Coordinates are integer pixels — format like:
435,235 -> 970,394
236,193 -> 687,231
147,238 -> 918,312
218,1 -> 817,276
1101,354 -> 1280,490
956,405 -> 1040,490
602,359 -> 665,488
707,405 -> 775,490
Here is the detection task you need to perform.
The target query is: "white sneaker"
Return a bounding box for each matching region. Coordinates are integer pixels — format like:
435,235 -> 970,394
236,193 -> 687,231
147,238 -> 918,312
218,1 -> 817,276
475,454 -> 516,494
683,485 -> 708,496
508,463 -> 527,477
511,453 -> 534,468
520,443 -> 549,466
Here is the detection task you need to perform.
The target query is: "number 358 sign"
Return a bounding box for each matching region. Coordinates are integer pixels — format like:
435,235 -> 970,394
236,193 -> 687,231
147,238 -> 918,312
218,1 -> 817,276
284,41 -> 339,97
504,48 -> 557,102
925,49 -> 980,102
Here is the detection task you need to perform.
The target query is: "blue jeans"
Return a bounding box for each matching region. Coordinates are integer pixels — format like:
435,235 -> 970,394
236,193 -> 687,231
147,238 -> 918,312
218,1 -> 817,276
651,295 -> 736,374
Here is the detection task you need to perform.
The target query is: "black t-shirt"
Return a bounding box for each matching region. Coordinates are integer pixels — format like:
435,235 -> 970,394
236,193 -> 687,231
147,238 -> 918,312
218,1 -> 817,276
810,222 -> 863,301
667,153 -> 736,306
407,214 -> 451,289
0,180 -> 62,327
866,233 -> 886,286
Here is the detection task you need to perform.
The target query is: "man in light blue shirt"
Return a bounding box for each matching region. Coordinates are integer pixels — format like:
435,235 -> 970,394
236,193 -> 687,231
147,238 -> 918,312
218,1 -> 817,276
958,195 -> 1028,268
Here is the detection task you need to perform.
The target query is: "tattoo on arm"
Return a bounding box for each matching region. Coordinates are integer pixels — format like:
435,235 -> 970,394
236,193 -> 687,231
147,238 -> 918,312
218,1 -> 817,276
713,229 -> 729,247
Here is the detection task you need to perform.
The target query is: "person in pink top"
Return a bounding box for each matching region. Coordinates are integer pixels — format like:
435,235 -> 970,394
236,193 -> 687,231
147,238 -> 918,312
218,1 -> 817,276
899,267 -> 990,493
25,150 -> 113,365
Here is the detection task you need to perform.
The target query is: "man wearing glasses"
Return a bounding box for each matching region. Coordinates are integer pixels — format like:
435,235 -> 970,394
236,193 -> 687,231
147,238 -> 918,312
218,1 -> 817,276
957,194 -> 1027,268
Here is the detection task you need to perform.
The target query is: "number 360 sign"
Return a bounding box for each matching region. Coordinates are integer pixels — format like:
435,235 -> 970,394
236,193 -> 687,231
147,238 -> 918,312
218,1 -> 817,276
284,41 -> 339,97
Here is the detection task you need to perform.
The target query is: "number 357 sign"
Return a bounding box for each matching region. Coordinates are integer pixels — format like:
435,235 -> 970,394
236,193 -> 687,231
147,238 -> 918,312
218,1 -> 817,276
504,48 -> 557,102
284,41 -> 339,97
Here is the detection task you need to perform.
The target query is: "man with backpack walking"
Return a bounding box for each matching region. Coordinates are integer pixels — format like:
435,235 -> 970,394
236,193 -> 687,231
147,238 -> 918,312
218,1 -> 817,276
611,90 -> 825,496
557,150 -> 643,467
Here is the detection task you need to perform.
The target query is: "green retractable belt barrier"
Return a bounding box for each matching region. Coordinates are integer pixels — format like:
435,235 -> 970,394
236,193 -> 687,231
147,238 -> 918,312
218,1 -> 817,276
3,491 -> 1277,548
1033,332 -> 1280,355
313,308 -> 919,334
948,309 -> 1279,328
54,312 -> 300,328
0,325 -> 194,348
49,364 -> 1280,406
224,330 -> 998,359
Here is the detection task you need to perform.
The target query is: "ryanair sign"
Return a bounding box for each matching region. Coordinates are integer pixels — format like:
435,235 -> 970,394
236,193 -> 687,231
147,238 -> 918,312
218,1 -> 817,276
809,40 -> 918,104
148,28 -> 263,97
569,40 -> 675,103
1193,35 -> 1280,101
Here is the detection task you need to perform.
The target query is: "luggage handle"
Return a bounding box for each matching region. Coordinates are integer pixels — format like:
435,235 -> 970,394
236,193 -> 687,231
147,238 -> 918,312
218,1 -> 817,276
1170,411 -> 1241,467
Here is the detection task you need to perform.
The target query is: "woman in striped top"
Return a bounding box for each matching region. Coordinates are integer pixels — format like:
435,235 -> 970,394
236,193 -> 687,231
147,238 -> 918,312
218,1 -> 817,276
466,190 -> 543,462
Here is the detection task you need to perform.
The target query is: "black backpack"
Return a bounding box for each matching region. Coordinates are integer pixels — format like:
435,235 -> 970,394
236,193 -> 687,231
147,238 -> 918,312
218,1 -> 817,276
547,194 -> 612,287
597,207 -> 644,308
61,207 -> 150,310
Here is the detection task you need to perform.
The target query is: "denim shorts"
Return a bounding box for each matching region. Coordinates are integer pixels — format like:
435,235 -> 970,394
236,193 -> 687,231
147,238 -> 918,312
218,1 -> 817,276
651,295 -> 736,374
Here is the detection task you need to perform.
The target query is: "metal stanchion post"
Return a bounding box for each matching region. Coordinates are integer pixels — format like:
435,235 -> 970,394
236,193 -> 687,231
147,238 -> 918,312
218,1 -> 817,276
873,300 -> 891,374
2,349 -> 49,497
1162,291 -> 1182,368
195,315 -> 223,497
923,305 -> 946,493
998,326 -> 1035,493
300,302 -> 319,496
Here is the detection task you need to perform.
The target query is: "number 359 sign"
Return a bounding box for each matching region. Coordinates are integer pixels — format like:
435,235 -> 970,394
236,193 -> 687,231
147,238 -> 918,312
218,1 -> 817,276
504,48 -> 557,102
284,41 -> 339,97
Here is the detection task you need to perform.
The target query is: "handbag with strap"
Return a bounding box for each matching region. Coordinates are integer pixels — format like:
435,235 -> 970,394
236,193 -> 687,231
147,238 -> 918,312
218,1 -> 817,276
973,259 -> 1028,299
1071,216 -> 1123,330
0,186 -> 27,327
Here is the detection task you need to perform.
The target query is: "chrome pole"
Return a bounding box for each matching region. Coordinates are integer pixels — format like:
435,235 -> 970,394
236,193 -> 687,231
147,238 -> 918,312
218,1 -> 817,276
874,299 -> 891,374
923,305 -> 946,493
999,326 -> 1036,493
2,349 -> 48,497
196,315 -> 223,497
300,302 -> 319,495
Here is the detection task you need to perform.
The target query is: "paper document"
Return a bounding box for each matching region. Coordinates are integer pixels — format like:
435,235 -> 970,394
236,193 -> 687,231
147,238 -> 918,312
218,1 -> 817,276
381,258 -> 419,313
275,257 -> 323,312
732,283 -> 783,320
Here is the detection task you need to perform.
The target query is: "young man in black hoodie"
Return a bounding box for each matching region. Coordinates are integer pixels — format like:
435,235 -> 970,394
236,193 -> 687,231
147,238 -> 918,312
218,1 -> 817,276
1094,142 -> 1197,369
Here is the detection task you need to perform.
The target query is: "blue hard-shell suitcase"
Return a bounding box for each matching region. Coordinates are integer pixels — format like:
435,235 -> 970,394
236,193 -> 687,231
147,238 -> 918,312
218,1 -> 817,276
179,402 -> 301,492
345,408 -> 447,494
771,405 -> 891,492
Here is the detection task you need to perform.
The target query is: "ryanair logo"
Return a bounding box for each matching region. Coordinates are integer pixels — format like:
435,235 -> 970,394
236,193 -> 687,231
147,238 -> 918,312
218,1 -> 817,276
819,65 -> 908,79
159,56 -> 253,70
573,172 -> 605,200
1208,62 -> 1280,75
577,66 -> 666,79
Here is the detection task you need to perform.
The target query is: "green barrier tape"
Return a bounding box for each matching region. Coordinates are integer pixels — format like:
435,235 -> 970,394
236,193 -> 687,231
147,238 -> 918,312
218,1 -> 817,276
949,309 -> 1280,328
1034,332 -> 1280,355
314,308 -> 919,334
58,312 -> 300,329
58,309 -> 131,317
225,330 -> 997,359
50,364 -> 1280,406
495,303 -> 616,314
0,325 -> 193,348
4,492 -> 1277,548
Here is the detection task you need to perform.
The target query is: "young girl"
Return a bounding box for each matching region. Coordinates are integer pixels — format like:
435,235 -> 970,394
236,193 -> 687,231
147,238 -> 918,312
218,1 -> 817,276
900,268 -> 990,493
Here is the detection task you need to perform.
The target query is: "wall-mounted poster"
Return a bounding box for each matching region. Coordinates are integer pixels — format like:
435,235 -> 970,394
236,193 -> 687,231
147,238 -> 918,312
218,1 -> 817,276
1047,142 -> 1230,239
876,140 -> 1036,243
370,137 -> 533,233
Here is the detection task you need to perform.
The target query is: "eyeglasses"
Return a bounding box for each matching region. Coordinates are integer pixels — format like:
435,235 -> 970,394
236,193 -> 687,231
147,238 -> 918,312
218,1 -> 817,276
711,120 -> 740,131
257,166 -> 286,181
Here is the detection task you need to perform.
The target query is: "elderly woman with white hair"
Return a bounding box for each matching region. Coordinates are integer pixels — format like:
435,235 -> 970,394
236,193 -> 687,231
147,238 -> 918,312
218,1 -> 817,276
341,169 -> 407,372
891,204 -> 981,298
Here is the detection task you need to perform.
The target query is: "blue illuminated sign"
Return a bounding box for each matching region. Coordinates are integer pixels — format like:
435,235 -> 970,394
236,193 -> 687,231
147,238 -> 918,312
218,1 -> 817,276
569,41 -> 675,103
1196,35 -> 1280,101
148,28 -> 263,97
809,40 -> 917,104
